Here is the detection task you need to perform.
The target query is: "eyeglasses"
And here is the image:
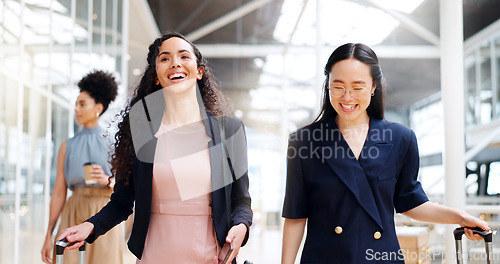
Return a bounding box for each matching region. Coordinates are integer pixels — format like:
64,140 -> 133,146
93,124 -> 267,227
328,85 -> 370,99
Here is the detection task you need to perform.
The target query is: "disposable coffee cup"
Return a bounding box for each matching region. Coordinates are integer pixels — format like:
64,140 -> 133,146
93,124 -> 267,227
83,162 -> 97,184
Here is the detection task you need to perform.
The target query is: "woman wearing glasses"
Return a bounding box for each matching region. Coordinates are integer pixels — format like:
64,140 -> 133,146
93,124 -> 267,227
281,43 -> 490,264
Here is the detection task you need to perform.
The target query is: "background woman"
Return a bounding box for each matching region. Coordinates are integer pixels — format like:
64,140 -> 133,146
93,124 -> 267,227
56,32 -> 252,264
41,70 -> 122,264
281,43 -> 490,264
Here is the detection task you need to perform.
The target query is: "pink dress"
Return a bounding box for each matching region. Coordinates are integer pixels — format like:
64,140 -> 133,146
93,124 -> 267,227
137,123 -> 220,264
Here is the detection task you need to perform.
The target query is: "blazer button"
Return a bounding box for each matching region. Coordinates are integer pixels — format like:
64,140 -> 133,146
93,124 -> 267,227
335,226 -> 343,234
374,231 -> 382,240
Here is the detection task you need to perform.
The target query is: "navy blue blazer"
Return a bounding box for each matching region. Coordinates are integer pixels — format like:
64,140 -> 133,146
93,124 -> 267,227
282,116 -> 428,263
85,110 -> 252,260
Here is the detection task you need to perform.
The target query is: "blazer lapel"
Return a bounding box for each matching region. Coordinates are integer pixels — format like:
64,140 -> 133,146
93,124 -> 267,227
206,114 -> 230,247
205,114 -> 228,193
358,119 -> 393,179
321,117 -> 384,230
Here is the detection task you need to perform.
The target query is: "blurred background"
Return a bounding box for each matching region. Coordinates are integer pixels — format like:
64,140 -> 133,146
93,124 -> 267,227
0,0 -> 499,263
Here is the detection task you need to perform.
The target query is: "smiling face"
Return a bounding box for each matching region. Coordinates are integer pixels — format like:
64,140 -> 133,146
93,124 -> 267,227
328,58 -> 376,125
74,91 -> 102,126
155,37 -> 204,94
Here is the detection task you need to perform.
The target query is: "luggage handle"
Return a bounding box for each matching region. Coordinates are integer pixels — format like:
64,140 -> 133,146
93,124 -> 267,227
453,227 -> 494,264
55,238 -> 86,253
55,238 -> 86,264
453,227 -> 493,242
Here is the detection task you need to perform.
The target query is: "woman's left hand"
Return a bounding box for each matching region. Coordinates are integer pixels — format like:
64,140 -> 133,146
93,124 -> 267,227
219,223 -> 247,263
91,165 -> 111,186
461,214 -> 491,241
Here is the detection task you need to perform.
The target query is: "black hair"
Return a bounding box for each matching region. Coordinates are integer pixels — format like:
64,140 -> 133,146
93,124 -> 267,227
78,70 -> 118,114
312,43 -> 384,124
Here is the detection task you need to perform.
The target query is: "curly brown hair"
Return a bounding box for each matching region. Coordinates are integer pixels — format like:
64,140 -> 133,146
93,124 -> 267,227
111,32 -> 231,185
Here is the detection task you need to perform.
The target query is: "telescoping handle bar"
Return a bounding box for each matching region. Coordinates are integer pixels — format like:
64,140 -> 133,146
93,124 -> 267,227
55,238 -> 86,264
453,227 -> 493,264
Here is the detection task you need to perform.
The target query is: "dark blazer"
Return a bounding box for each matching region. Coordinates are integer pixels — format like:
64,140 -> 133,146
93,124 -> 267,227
282,116 -> 428,264
85,99 -> 252,260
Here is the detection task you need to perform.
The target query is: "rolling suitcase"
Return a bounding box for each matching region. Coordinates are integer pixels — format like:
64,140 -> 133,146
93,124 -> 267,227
454,227 -> 494,264
55,238 -> 86,264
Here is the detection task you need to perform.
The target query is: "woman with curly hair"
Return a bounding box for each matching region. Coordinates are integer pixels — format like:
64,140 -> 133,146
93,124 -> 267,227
41,70 -> 123,264
56,32 -> 252,264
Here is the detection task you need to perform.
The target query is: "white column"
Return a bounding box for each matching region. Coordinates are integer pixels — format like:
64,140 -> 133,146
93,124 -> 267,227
43,0 -> 55,237
87,0 -> 93,68
315,0 -> 322,117
14,1 -> 26,263
68,0 -> 75,138
121,0 -> 130,92
440,1 -> 465,263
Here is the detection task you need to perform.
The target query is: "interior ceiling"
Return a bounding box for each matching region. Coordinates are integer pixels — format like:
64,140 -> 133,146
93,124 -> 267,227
147,0 -> 283,44
145,0 -> 500,129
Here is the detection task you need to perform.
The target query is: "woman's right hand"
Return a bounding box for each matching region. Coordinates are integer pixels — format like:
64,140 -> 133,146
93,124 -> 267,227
41,234 -> 53,264
55,222 -> 95,250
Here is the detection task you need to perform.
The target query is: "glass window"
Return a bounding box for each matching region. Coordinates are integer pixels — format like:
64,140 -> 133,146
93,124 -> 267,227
466,162 -> 479,195
488,162 -> 500,195
2,0 -> 22,41
51,103 -> 70,189
19,87 -> 48,263
496,36 -> 500,118
1,0 -> 125,262
57,0 -> 72,13
91,0 -> 103,67
0,70 -> 19,263
92,0 -> 103,47
115,0 -> 123,75
75,0 -> 90,60
48,52 -> 73,100
478,43 -> 492,124
465,53 -> 477,126
105,0 -> 115,46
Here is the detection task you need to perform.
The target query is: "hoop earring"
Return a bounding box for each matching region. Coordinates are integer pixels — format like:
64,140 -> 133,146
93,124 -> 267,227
371,92 -> 375,96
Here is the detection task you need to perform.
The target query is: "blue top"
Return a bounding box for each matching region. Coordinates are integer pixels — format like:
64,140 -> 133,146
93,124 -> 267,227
64,126 -> 113,189
282,116 -> 429,263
